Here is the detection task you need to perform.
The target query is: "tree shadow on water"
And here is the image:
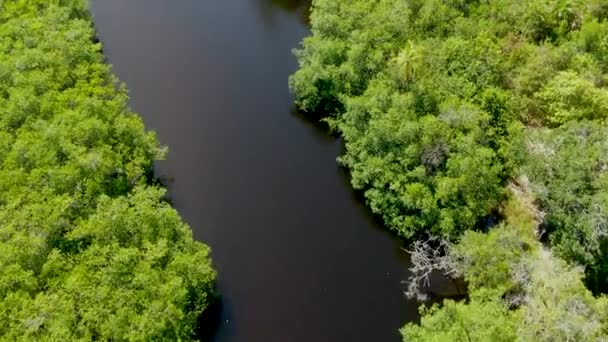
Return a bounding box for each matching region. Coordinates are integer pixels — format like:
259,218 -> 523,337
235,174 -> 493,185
290,108 -> 470,306
268,0 -> 311,17
254,0 -> 312,26
289,104 -> 340,141
195,296 -> 224,342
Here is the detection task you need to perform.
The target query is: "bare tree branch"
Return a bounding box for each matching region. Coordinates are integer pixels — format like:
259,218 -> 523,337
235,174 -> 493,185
404,237 -> 461,301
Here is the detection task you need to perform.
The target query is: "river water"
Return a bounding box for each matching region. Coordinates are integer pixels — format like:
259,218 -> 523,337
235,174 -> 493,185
91,1 -> 418,341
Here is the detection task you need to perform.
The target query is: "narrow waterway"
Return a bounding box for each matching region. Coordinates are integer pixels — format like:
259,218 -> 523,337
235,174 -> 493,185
91,1 -> 418,341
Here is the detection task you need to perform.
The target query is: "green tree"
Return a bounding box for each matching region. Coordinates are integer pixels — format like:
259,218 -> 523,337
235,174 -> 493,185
293,1 -> 608,338
404,196 -> 608,342
391,41 -> 424,83
0,0 -> 217,340
401,295 -> 519,342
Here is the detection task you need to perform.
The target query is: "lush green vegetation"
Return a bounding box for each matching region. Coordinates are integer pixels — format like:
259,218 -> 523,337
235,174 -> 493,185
403,194 -> 608,341
0,0 -> 216,340
291,0 -> 608,340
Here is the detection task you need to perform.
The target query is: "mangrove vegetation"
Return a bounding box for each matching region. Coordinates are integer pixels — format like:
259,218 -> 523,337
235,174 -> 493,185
0,1 -> 216,340
291,0 -> 608,340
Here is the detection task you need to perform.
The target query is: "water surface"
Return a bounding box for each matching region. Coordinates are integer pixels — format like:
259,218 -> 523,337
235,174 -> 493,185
91,1 -> 418,341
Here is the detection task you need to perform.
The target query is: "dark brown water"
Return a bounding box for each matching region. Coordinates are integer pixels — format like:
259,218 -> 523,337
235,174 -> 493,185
90,1 -> 419,341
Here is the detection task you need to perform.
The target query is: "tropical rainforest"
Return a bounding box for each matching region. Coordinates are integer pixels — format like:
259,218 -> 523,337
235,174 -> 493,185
0,0 -> 216,340
290,0 -> 608,340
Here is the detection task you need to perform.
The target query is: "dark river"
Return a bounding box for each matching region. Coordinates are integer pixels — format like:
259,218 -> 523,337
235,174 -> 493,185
91,1 -> 419,341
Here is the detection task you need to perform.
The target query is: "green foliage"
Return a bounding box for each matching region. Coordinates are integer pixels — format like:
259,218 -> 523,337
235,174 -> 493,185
293,0 -> 608,240
519,249 -> 608,342
404,198 -> 608,341
518,120 -> 608,291
536,71 -> 608,124
452,227 -> 529,297
336,83 -> 503,238
293,0 -> 608,339
294,0 -> 608,271
0,0 -> 216,340
401,296 -> 519,342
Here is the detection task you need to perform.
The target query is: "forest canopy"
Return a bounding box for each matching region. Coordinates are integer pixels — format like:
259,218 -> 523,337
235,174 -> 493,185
0,0 -> 216,340
291,0 -> 608,340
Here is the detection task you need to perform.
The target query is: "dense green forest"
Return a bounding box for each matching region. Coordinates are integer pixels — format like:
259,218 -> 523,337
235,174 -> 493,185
0,0 -> 216,340
291,0 -> 608,340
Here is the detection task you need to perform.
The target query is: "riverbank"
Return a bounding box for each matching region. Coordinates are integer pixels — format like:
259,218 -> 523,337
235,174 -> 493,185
90,0 -> 419,340
0,1 -> 216,340
291,0 -> 608,340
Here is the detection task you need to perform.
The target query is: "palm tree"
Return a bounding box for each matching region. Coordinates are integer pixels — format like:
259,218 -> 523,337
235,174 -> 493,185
392,41 -> 424,82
